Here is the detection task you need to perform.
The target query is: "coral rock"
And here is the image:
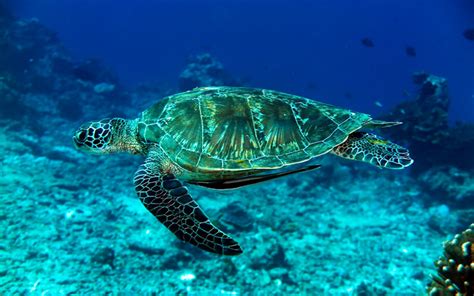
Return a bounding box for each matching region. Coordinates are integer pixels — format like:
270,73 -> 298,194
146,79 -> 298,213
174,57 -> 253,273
427,224 -> 474,295
178,53 -> 239,91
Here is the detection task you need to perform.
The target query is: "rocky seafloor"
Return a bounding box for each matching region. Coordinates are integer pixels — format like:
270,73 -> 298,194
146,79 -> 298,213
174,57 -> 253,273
1,7 -> 473,296
1,122 -> 472,296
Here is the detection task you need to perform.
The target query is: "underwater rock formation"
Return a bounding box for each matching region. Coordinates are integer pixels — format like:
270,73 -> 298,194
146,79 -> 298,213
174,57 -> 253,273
384,72 -> 449,147
382,72 -> 474,205
220,201 -> 254,232
0,18 -> 68,92
384,72 -> 474,171
0,12 -> 128,132
427,224 -> 474,295
72,59 -> 118,85
0,7 -> 469,294
0,79 -> 31,120
178,53 -> 239,91
419,166 -> 474,206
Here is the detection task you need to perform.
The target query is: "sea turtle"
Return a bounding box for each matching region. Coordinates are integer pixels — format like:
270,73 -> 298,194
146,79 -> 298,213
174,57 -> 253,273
73,86 -> 413,255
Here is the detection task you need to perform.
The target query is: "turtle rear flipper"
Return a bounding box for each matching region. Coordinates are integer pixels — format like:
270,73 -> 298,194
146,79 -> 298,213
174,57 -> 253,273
134,161 -> 242,256
331,132 -> 413,169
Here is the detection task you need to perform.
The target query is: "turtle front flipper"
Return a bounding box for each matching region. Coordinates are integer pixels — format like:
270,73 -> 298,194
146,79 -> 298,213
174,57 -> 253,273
134,160 -> 242,256
331,132 -> 414,169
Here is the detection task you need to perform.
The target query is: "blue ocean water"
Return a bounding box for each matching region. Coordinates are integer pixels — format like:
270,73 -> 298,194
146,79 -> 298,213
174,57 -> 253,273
1,1 -> 473,295
11,0 -> 474,121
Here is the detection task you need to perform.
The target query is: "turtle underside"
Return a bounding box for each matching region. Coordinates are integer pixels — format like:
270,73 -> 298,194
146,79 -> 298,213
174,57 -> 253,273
137,87 -> 371,172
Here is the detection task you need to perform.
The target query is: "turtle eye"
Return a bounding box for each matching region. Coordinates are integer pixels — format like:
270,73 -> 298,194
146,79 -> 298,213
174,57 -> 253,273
77,130 -> 87,142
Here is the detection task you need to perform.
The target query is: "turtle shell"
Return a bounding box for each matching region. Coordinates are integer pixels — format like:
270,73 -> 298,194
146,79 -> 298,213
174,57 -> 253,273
137,87 -> 371,172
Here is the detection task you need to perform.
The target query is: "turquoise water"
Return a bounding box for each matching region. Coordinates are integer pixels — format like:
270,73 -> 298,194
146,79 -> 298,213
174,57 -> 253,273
1,2 -> 473,295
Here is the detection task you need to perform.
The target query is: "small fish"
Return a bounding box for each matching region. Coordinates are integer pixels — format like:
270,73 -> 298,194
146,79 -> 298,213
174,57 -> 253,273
374,101 -> 383,107
405,46 -> 416,57
344,92 -> 353,99
361,37 -> 375,48
463,28 -> 474,41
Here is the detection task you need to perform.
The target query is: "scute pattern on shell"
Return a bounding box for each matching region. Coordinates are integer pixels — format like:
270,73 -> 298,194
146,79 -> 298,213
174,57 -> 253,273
138,87 -> 371,171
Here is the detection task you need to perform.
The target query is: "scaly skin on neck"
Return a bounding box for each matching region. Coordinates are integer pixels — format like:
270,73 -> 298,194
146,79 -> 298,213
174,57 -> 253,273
112,118 -> 146,155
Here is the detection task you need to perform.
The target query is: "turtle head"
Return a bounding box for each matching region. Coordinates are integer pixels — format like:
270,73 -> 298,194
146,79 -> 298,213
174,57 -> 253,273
73,118 -> 128,154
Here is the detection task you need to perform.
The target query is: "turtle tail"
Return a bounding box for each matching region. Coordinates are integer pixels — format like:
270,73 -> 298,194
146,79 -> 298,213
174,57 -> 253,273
331,132 -> 413,169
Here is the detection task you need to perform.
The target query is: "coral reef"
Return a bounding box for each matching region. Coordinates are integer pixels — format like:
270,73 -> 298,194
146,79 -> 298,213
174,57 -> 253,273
382,72 -> 474,206
72,58 -> 118,85
387,72 -> 449,145
427,224 -> 474,295
0,8 -> 470,295
419,167 -> 474,206
384,72 -> 474,172
178,53 -> 240,91
0,15 -> 127,131
1,122 -> 449,295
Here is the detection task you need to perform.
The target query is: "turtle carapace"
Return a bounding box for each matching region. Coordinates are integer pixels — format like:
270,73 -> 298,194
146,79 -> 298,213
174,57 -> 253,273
73,86 -> 413,255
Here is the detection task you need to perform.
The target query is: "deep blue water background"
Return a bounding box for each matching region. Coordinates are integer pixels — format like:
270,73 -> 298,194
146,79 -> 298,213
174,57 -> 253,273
8,0 -> 474,121
10,0 -> 474,122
